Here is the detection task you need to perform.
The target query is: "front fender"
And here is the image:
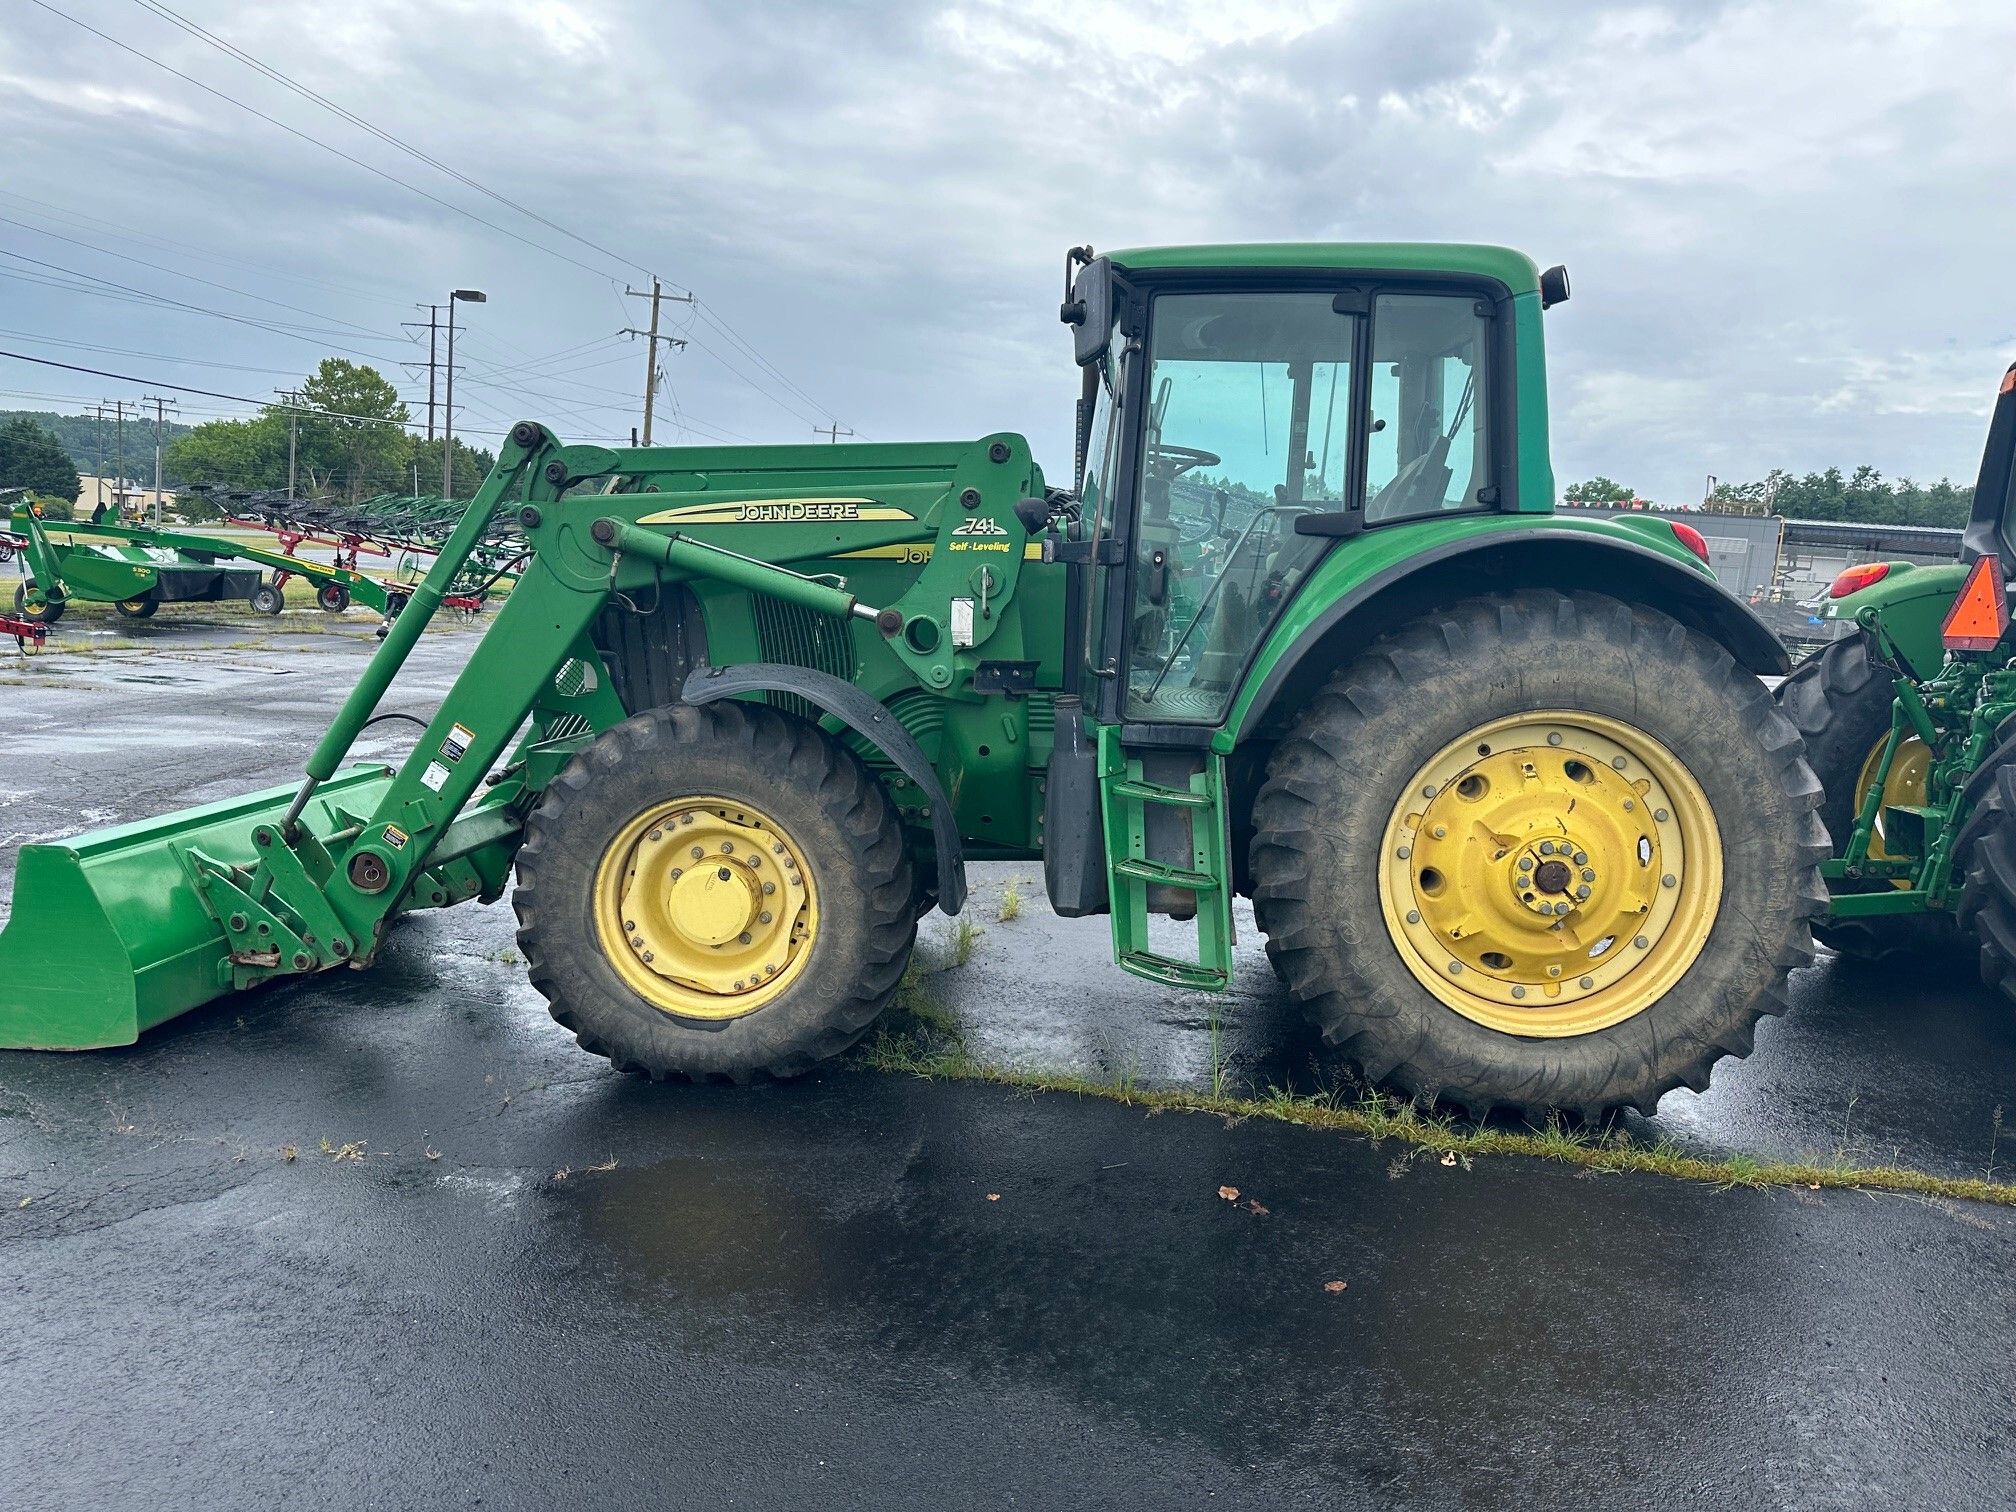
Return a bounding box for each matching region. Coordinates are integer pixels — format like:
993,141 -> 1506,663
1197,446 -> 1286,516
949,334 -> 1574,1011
681,663 -> 967,915
1826,561 -> 1968,680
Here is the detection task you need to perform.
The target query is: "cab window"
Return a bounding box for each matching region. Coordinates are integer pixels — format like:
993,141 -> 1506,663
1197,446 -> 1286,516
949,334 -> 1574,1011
1364,293 -> 1492,523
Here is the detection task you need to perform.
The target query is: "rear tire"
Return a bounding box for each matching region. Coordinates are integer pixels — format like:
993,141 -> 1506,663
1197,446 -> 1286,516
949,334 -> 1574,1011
1954,768 -> 2016,1009
13,582 -> 62,625
514,701 -> 916,1083
316,582 -> 351,613
1776,631 -> 1959,962
249,583 -> 284,616
1250,590 -> 1827,1120
114,595 -> 159,619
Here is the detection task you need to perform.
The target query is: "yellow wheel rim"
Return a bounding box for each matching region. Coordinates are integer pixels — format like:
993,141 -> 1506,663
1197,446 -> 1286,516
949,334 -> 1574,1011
592,795 -> 818,1021
1378,712 -> 1723,1037
1853,734 -> 1931,870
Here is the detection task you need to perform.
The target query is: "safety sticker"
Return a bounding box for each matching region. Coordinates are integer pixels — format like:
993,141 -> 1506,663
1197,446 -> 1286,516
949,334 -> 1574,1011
383,824 -> 410,851
420,762 -> 450,793
441,722 -> 476,762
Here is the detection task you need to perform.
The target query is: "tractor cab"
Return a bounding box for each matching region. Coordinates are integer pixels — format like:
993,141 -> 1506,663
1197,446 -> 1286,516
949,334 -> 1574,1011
1050,244 -> 1564,986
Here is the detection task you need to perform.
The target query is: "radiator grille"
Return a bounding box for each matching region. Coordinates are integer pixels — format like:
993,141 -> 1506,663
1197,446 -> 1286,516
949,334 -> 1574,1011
751,596 -> 856,721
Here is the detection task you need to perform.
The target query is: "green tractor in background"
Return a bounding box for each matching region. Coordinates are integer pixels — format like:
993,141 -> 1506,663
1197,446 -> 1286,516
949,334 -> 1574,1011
1778,363 -> 2016,988
0,242 -> 1826,1120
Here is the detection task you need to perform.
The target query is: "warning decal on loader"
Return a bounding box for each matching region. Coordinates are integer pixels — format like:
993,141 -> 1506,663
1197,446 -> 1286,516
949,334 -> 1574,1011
441,723 -> 475,763
1942,554 -> 2008,652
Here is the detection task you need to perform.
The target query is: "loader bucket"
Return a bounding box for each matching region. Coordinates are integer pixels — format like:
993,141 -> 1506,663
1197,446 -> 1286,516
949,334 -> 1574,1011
0,765 -> 396,1050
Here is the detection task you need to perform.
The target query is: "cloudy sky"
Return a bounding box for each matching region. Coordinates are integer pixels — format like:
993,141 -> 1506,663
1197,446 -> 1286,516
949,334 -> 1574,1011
5,0 -> 2014,503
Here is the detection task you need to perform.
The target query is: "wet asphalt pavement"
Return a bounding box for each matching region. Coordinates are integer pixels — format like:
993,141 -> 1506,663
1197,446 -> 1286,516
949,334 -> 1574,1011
2,608 -> 2013,1509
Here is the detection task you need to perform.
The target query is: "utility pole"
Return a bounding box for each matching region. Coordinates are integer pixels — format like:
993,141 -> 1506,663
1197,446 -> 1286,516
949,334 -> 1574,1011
624,278 -> 692,446
277,390 -> 300,501
140,395 -> 178,527
402,305 -> 442,442
89,403 -> 106,516
814,424 -> 855,444
443,289 -> 485,497
102,398 -> 136,519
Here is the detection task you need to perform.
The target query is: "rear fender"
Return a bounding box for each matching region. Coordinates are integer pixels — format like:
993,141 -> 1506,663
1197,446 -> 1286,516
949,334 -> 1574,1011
680,663 -> 967,915
1828,561 -> 1969,680
1229,526 -> 1790,749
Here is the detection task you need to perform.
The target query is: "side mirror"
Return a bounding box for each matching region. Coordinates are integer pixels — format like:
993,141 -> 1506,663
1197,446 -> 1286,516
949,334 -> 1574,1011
1060,254 -> 1113,367
1539,264 -> 1571,309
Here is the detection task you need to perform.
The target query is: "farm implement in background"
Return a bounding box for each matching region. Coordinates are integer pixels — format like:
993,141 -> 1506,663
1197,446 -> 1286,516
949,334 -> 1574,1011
7,506 -> 409,625
192,486 -> 529,612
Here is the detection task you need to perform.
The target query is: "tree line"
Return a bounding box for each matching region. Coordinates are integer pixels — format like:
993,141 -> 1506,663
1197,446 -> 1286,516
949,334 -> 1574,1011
1565,468 -> 1978,527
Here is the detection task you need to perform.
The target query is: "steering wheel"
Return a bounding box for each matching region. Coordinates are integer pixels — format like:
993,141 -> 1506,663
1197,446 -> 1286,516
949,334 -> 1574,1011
1150,443 -> 1221,480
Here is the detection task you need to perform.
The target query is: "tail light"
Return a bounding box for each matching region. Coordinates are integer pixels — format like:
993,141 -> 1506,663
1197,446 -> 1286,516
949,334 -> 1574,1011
1829,562 -> 1891,599
1669,521 -> 1710,565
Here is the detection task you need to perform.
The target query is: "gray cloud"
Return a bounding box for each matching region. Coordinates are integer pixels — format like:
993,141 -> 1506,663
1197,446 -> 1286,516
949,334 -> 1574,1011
3,0 -> 2012,501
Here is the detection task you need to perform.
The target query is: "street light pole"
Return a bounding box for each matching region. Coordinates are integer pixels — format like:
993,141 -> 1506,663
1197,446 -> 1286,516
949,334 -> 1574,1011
443,288 -> 486,497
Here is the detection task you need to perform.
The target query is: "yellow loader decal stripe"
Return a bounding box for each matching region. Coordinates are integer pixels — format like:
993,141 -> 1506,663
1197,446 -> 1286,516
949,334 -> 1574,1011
637,498 -> 915,525
837,544 -> 1045,562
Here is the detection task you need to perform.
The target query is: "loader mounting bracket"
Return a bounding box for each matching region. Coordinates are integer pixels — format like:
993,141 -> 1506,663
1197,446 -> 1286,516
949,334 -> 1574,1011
681,662 -> 967,916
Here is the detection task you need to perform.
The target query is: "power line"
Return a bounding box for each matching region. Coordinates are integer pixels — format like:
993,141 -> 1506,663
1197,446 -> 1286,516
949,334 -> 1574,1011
27,0 -> 625,284
0,213 -> 394,339
0,328 -> 311,377
0,347 -> 509,436
130,0 -> 657,283
0,248 -> 406,355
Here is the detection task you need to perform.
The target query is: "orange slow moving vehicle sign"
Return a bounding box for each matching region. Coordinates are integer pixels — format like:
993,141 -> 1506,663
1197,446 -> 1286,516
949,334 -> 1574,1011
1942,553 -> 2009,652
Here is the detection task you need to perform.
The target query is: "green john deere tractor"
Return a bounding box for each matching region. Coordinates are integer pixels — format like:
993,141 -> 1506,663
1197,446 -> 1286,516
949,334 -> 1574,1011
0,243 -> 1825,1118
1777,361 -> 2016,987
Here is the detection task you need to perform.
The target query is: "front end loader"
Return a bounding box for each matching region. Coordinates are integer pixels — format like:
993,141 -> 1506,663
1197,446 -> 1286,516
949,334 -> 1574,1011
0,243 -> 1824,1118
1777,362 -> 2016,986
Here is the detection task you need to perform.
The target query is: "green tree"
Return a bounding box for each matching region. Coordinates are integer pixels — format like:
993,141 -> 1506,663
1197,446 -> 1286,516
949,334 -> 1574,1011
164,414 -> 289,489
292,359 -> 411,503
1563,476 -> 1636,506
0,416 -> 82,501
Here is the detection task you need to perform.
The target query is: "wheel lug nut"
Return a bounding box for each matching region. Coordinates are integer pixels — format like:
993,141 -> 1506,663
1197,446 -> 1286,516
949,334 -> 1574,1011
630,936 -> 643,948
1612,757 -> 1627,770
1573,851 -> 1587,865
1511,986 -> 1527,999
1662,874 -> 1677,888
1575,885 -> 1590,899
1447,961 -> 1462,975
721,841 -> 734,853
1635,935 -> 1650,949
1518,856 -> 1533,871
773,842 -> 785,854
681,813 -> 694,825
1581,868 -> 1595,882
648,829 -> 662,842
672,868 -> 683,879
642,951 -> 654,962
759,911 -> 773,924
1406,910 -> 1421,925
762,881 -> 775,895
623,919 -> 635,931
1578,976 -> 1594,989
1397,846 -> 1412,860
1548,965 -> 1562,978
1432,826 -> 1447,839
1539,841 -> 1554,855
691,846 -> 704,860
1654,808 -> 1669,822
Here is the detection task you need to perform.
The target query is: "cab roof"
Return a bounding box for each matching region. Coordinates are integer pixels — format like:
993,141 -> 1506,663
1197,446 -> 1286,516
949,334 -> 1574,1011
1103,242 -> 1541,296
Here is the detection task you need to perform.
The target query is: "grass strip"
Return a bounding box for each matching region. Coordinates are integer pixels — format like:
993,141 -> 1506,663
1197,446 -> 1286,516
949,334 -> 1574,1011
858,1025 -> 2016,1207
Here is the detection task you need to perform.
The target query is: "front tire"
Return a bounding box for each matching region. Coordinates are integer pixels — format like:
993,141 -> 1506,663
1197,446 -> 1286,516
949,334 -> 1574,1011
249,583 -> 284,616
1250,590 -> 1827,1120
316,582 -> 351,613
114,595 -> 159,620
514,701 -> 916,1082
1775,630 -> 1958,962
